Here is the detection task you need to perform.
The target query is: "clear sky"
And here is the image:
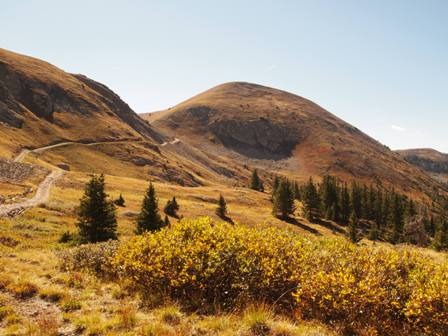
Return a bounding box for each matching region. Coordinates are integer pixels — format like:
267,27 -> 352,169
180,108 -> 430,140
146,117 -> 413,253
1,0 -> 447,152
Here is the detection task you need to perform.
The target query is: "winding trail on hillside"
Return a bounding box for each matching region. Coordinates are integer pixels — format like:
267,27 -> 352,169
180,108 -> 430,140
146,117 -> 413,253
3,139 -> 148,217
0,170 -> 64,217
1,143 -> 74,216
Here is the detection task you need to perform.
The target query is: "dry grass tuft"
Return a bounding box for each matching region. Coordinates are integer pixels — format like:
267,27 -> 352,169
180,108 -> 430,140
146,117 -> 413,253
7,281 -> 38,299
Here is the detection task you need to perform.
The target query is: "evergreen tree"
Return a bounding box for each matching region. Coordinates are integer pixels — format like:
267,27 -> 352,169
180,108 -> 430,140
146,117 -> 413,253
250,169 -> 264,192
351,182 -> 363,219
164,197 -> 180,217
272,179 -> 295,218
434,217 -> 448,250
389,191 -> 405,244
349,211 -> 359,243
340,182 -> 351,224
302,177 -> 321,222
320,175 -> 340,222
367,185 -> 376,220
114,193 -> 125,207
136,182 -> 164,234
77,174 -> 117,243
407,199 -> 417,219
293,182 -> 301,200
164,215 -> 170,227
374,188 -> 384,232
428,215 -> 436,237
361,185 -> 370,219
216,194 -> 228,219
271,176 -> 281,201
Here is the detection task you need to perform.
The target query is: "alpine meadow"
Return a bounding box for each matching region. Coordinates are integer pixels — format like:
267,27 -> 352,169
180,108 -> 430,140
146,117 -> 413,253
0,2 -> 447,336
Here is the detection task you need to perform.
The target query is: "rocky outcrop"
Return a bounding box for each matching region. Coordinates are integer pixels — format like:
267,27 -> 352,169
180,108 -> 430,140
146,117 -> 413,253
210,118 -> 302,159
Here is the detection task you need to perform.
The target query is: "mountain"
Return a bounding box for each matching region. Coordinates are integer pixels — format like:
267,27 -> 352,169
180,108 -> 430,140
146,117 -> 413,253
0,48 -> 163,158
396,148 -> 448,184
0,49 -> 444,198
143,82 -> 443,198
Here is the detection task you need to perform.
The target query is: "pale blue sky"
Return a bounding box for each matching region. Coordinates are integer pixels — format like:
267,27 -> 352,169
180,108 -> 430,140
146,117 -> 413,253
1,0 -> 447,152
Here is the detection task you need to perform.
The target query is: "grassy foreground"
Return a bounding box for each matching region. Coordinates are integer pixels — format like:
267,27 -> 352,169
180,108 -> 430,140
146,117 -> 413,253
0,171 -> 447,335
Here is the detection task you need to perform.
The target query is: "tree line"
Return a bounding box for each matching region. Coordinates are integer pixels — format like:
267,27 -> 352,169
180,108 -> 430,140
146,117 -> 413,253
251,169 -> 448,249
67,171 -> 447,251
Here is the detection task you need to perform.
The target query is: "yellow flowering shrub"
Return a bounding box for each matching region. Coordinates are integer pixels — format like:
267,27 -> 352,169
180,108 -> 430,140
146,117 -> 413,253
113,217 -> 448,335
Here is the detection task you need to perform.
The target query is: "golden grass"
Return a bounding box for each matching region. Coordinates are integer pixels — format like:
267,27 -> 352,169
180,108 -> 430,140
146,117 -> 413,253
0,169 -> 340,335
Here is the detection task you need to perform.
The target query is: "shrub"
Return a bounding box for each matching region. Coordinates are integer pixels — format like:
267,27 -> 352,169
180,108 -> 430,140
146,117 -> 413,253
157,305 -> 183,326
57,241 -> 119,279
0,306 -> 14,322
35,313 -> 60,336
8,281 -> 38,299
58,231 -> 74,244
116,305 -> 137,329
39,287 -> 66,302
0,274 -> 12,290
60,297 -> 82,312
114,217 -> 305,311
243,305 -> 273,336
113,217 -> 448,335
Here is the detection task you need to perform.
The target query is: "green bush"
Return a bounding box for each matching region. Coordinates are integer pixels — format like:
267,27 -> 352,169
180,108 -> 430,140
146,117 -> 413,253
57,241 -> 119,279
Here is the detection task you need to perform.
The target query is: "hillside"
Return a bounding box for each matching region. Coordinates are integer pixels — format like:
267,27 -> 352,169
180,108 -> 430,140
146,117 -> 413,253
397,148 -> 448,184
142,82 -> 443,199
0,48 -> 163,158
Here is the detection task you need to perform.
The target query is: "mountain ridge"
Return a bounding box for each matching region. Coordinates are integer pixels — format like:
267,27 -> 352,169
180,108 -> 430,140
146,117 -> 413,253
0,48 -> 163,157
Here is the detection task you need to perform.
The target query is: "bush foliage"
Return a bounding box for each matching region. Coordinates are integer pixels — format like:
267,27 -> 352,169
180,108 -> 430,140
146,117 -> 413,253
57,241 -> 119,279
64,217 -> 447,335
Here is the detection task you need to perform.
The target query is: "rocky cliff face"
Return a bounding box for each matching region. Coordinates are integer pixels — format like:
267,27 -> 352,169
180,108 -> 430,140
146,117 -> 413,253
209,117 -> 302,159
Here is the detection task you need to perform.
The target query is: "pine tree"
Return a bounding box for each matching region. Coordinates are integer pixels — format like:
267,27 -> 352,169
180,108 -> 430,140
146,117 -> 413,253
164,215 -> 170,227
216,194 -> 228,219
271,176 -> 281,201
77,174 -> 117,243
351,182 -> 363,219
320,175 -> 340,221
434,217 -> 448,250
272,179 -> 295,218
250,169 -> 264,192
349,211 -> 359,243
114,193 -> 125,207
374,188 -> 384,232
407,199 -> 417,219
340,182 -> 351,224
136,182 -> 164,234
302,177 -> 321,222
390,191 -> 405,244
293,182 -> 301,200
164,197 -> 179,217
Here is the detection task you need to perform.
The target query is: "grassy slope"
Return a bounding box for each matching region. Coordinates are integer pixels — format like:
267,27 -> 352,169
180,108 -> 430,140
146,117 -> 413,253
1,169 -> 446,335
0,48 -> 159,158
0,170 -> 342,335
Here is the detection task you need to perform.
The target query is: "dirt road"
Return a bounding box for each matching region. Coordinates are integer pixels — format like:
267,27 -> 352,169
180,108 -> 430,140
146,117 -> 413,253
0,169 -> 64,217
4,139 -> 142,217
14,142 -> 75,163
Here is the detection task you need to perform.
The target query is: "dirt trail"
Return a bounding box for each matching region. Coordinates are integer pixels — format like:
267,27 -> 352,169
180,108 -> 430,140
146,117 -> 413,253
14,142 -> 75,163
4,139 -> 144,217
0,170 -> 64,217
